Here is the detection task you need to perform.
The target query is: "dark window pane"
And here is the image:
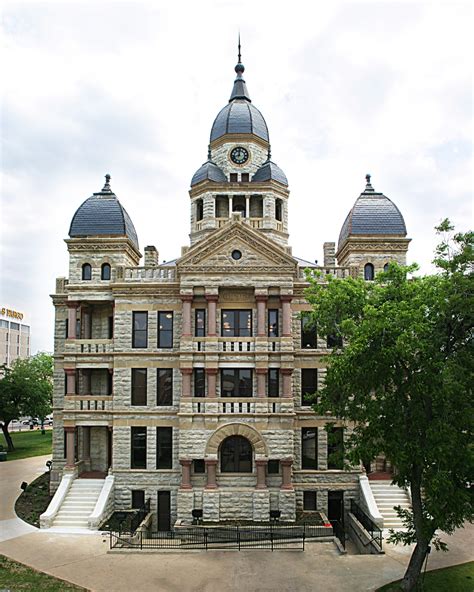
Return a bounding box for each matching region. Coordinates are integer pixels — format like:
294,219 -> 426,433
268,459 -> 280,474
157,427 -> 172,469
158,312 -> 173,348
302,369 -> 318,406
268,369 -> 279,397
268,309 -> 279,337
220,436 -> 252,472
101,263 -> 111,280
131,368 -> 147,406
108,316 -> 114,339
302,428 -> 318,470
241,173 -> 249,182
327,333 -> 343,348
303,491 -> 317,511
230,173 -> 238,182
221,369 -> 253,397
327,427 -> 344,470
157,369 -> 173,405
65,319 -> 69,338
364,263 -> 374,281
301,314 -> 317,348
82,264 -> 92,280
131,427 -> 147,469
194,369 -> 205,397
195,309 -> 206,337
221,310 -> 252,337
132,312 -> 148,348
132,490 -> 145,509
193,459 -> 205,473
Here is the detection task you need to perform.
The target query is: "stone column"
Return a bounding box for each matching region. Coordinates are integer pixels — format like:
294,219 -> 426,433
256,460 -> 268,489
245,195 -> 250,218
256,368 -> 267,398
206,295 -> 218,337
65,369 -> 76,395
67,302 -> 78,339
65,427 -> 76,467
281,459 -> 293,490
181,295 -> 193,337
229,196 -> 233,216
281,369 -> 293,398
281,295 -> 293,337
256,295 -> 267,337
108,369 -> 114,395
205,459 -> 218,489
180,459 -> 193,490
82,307 -> 91,339
181,368 -> 192,398
205,368 -> 217,397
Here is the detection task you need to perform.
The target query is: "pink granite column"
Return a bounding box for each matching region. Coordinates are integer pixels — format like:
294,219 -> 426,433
65,369 -> 76,395
205,459 -> 218,489
181,295 -> 193,337
256,368 -> 267,398
280,459 -> 293,490
281,295 -> 293,337
67,302 -> 78,339
256,460 -> 268,489
181,368 -> 192,398
205,368 -> 217,397
180,459 -> 193,490
256,295 -> 267,337
281,369 -> 293,398
65,427 -> 76,467
206,295 -> 218,337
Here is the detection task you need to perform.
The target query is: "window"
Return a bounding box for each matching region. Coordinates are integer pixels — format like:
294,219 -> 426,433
194,368 -> 205,397
132,490 -> 145,509
195,309 -> 206,337
131,427 -> 147,469
221,369 -> 252,397
10,322 -> 19,331
364,263 -> 374,281
230,173 -> 238,182
158,312 -> 173,348
327,426 -> 344,470
303,491 -> 317,511
383,263 -> 389,272
301,314 -> 317,348
157,369 -> 173,405
220,436 -> 252,472
275,199 -> 283,221
0,320 -> 8,328
196,199 -> 203,221
327,332 -> 343,348
156,427 -> 173,469
131,369 -> 147,406
193,459 -> 205,473
301,369 -> 318,406
101,263 -> 111,280
82,263 -> 92,280
132,312 -> 148,348
107,371 -> 113,395
241,173 -> 249,182
268,459 -> 280,474
221,310 -> 252,337
108,316 -> 114,339
302,428 -> 318,470
268,369 -> 279,397
268,309 -> 279,337
65,319 -> 68,338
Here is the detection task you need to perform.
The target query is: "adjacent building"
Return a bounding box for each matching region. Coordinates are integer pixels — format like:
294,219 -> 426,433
0,307 -> 31,367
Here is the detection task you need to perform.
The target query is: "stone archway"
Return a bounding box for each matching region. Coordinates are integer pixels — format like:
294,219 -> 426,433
205,423 -> 267,458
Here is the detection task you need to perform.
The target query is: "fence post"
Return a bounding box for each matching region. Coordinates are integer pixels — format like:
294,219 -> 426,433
205,529 -> 208,552
238,526 -> 240,551
302,528 -> 305,551
140,529 -> 143,550
271,524 -> 274,552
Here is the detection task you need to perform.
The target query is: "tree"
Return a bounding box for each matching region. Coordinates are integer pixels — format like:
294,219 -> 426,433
304,221 -> 473,592
0,352 -> 53,451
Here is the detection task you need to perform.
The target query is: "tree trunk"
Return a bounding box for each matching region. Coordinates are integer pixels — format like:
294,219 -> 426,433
1,421 -> 15,451
400,540 -> 429,591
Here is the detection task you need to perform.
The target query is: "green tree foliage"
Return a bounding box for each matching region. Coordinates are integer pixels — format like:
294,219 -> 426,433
0,352 -> 53,451
305,221 -> 473,592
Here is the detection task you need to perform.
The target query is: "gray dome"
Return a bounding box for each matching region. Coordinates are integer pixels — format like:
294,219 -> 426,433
338,175 -> 407,249
252,159 -> 288,186
69,175 -> 139,250
210,100 -> 269,143
191,160 -> 227,186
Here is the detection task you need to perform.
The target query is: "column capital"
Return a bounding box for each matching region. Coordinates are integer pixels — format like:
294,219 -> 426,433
280,294 -> 293,303
205,294 -> 219,302
179,459 -> 193,467
255,459 -> 268,466
180,294 -> 194,302
255,367 -> 268,375
180,367 -> 193,375
205,459 -> 218,466
64,426 -> 76,433
66,301 -> 79,308
280,368 -> 294,376
255,294 -> 268,302
205,367 -> 218,375
64,368 -> 76,376
280,458 -> 293,467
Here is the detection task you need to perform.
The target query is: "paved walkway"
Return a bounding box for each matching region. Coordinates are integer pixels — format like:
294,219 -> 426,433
0,456 -> 472,592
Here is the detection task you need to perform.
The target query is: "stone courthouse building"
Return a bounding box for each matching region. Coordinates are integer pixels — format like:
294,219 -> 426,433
46,52 -> 410,531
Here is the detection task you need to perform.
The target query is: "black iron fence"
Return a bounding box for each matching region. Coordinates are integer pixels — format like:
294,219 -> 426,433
130,498 -> 151,532
330,520 -> 346,550
350,500 -> 383,549
109,523 -> 334,552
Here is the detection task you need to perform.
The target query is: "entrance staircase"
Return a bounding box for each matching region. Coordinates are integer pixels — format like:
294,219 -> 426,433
51,478 -> 105,529
369,480 -> 411,529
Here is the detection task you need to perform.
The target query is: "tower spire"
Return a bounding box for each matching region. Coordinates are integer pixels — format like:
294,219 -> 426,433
229,34 -> 251,102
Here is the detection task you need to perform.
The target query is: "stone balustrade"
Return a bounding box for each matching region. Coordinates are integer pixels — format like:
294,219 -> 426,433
65,339 -> 113,354
64,395 -> 112,412
298,266 -> 351,280
124,266 -> 176,281
181,398 -> 293,415
218,338 -> 255,352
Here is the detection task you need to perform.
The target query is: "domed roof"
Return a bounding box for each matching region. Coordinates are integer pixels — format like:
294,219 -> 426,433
252,153 -> 288,186
191,156 -> 227,186
69,175 -> 139,249
338,175 -> 407,249
210,57 -> 269,143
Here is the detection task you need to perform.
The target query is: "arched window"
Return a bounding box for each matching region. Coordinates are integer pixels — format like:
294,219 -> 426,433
196,199 -> 203,222
383,263 -> 389,273
364,263 -> 374,281
101,263 -> 111,280
82,263 -> 92,280
275,199 -> 283,222
220,435 -> 252,473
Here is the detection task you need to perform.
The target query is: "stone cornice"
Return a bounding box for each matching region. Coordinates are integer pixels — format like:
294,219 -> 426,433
65,237 -> 142,262
189,180 -> 290,199
210,133 -> 269,151
336,236 -> 411,261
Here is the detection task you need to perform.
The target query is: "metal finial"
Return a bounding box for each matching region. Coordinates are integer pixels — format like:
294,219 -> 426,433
102,174 -> 112,192
207,145 -> 212,160
365,173 -> 374,192
267,147 -> 272,161
238,32 -> 241,63
366,174 -> 371,184
235,33 -> 245,74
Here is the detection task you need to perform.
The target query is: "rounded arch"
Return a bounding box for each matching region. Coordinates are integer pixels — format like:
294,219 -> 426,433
205,423 -> 267,457
364,262 -> 374,281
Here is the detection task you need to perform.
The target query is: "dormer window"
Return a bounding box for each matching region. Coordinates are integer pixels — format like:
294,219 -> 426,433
82,264 -> 92,280
364,263 -> 375,281
230,173 -> 238,183
241,173 -> 249,183
101,263 -> 111,280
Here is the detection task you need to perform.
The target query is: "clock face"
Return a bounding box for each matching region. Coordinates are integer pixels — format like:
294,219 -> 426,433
230,146 -> 249,165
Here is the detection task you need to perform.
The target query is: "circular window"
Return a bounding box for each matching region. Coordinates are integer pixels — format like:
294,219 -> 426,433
231,249 -> 242,261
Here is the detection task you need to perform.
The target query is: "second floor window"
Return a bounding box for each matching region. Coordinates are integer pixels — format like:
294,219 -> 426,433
195,309 -> 206,337
101,263 -> 111,280
301,369 -> 318,406
301,313 -> 317,348
82,263 -> 92,280
156,427 -> 173,469
194,368 -> 205,397
327,426 -> 344,470
302,428 -> 318,470
268,309 -> 279,337
132,312 -> 148,348
221,368 -> 252,397
158,312 -> 173,348
268,369 -> 279,397
131,368 -> 147,406
157,369 -> 173,405
131,427 -> 147,469
221,310 -> 252,337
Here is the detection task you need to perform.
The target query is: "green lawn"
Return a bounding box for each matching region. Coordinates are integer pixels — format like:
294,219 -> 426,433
378,561 -> 474,591
0,555 -> 87,591
0,429 -> 52,461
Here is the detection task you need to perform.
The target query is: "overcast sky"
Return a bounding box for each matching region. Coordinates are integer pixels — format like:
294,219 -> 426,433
1,0 -> 472,354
